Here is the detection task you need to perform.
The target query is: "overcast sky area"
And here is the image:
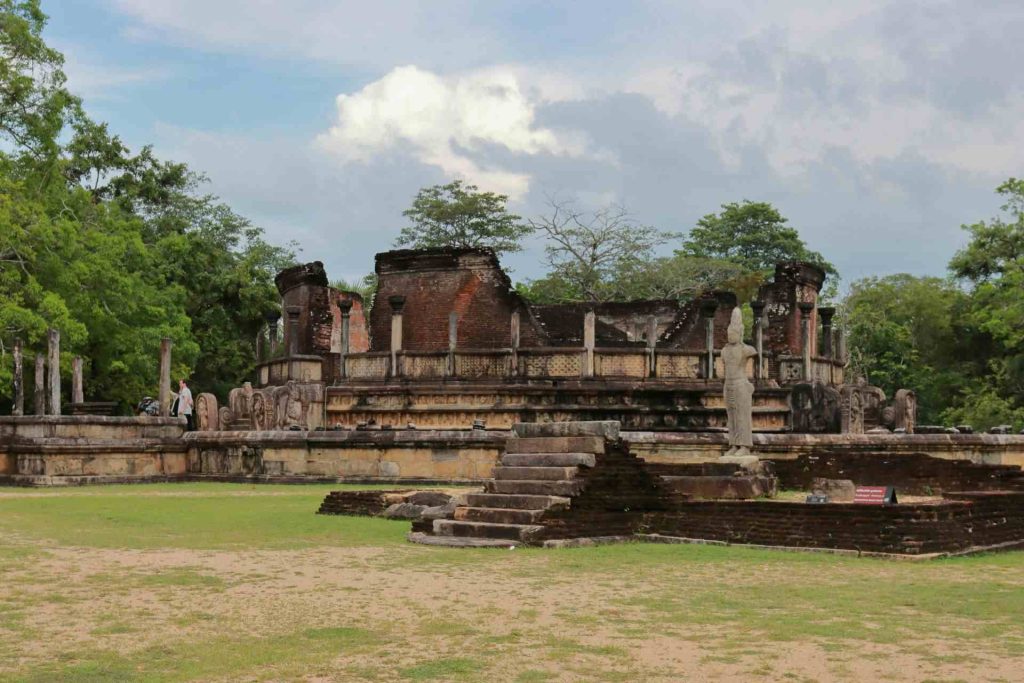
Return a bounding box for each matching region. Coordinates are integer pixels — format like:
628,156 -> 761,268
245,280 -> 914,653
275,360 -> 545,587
46,1 -> 1023,287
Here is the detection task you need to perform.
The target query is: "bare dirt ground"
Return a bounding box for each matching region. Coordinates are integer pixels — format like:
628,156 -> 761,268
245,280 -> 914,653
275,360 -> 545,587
3,541 -> 1021,681
1,485 -> 1021,682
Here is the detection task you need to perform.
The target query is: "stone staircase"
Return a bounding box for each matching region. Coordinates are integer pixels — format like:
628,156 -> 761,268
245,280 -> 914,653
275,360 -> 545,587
410,421 -> 673,547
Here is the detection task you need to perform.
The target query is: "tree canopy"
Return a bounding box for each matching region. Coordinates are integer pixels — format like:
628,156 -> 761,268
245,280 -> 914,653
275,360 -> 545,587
0,1 -> 293,410
679,201 -> 835,276
395,180 -> 531,256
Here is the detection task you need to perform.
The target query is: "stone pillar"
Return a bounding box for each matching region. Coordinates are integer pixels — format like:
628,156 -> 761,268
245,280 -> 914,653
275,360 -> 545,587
388,295 -> 405,378
448,312 -> 458,377
583,309 -> 596,378
12,338 -> 24,416
818,307 -> 835,359
836,327 -> 848,365
699,299 -> 718,379
71,356 -> 84,404
798,302 -> 814,381
286,306 -> 301,356
338,299 -> 352,379
646,315 -> 658,378
751,300 -> 766,381
510,309 -> 520,377
47,328 -> 60,416
34,354 -> 45,415
265,311 -> 281,356
159,337 -> 172,417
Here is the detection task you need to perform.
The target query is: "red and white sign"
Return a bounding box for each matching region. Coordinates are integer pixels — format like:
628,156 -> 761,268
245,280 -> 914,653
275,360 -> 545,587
853,486 -> 898,505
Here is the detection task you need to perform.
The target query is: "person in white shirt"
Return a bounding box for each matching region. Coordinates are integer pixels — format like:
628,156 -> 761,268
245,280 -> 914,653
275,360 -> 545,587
178,379 -> 195,431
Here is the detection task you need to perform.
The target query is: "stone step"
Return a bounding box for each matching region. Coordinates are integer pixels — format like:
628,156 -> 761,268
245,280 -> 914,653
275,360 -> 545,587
433,519 -> 544,542
485,479 -> 583,496
493,466 -> 578,481
463,493 -> 571,510
512,421 -> 620,440
454,507 -> 546,524
501,452 -> 597,468
408,532 -> 517,548
504,436 -> 605,455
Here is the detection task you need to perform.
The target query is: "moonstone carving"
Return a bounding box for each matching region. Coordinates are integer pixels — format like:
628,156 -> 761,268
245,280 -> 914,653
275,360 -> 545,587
722,307 -> 758,456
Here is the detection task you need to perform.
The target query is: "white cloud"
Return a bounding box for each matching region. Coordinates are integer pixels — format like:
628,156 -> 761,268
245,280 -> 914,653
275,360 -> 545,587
316,65 -> 589,198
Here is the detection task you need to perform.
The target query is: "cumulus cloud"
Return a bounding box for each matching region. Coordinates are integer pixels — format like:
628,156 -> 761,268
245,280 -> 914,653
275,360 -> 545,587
316,65 -> 589,198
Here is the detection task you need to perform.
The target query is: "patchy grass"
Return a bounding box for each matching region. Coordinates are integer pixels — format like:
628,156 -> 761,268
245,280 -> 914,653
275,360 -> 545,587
0,483 -> 1022,681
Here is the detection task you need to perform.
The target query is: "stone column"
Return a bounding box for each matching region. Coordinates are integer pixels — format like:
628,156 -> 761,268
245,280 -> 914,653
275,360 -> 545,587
286,306 -> 301,357
12,338 -> 24,416
47,328 -> 60,416
338,299 -> 352,380
798,302 -> 814,381
34,354 -> 45,415
510,309 -> 520,377
265,311 -> 281,356
751,300 -> 766,381
699,299 -> 718,379
818,307 -> 835,358
448,312 -> 458,377
646,315 -> 658,378
388,295 -> 405,378
836,327 -> 848,365
71,356 -> 84,404
159,337 -> 172,417
818,306 -> 835,385
583,309 -> 596,378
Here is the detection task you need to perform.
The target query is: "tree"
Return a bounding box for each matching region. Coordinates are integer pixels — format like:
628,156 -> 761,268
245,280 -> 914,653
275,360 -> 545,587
395,180 -> 531,256
526,199 -> 676,303
679,201 -> 835,276
944,178 -> 1024,430
842,274 -> 969,425
0,3 -> 293,411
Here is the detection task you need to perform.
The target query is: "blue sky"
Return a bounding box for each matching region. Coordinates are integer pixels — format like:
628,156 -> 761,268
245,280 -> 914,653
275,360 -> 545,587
43,1 -> 1024,287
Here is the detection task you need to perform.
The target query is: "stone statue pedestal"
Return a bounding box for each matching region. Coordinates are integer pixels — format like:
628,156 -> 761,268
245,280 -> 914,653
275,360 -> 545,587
718,454 -> 763,473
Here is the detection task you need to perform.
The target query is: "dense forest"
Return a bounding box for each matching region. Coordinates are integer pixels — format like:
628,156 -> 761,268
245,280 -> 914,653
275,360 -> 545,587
1,2 -> 1021,430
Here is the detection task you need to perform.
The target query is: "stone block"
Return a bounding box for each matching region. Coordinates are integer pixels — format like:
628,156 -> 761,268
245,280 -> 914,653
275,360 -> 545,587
405,491 -> 452,507
511,421 -> 620,440
500,452 -> 596,468
660,475 -> 777,500
505,436 -> 605,455
493,466 -> 578,481
383,502 -> 427,519
811,478 -> 856,502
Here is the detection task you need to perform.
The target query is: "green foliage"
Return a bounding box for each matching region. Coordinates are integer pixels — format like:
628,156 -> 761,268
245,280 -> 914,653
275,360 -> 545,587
396,180 -> 531,256
525,201 -> 676,303
843,179 -> 1024,431
842,275 -> 969,424
679,200 -> 835,276
0,5 -> 292,410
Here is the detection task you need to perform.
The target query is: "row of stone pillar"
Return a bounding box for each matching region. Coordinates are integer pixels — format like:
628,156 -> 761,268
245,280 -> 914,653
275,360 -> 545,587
9,329 -> 81,416
10,332 -> 178,417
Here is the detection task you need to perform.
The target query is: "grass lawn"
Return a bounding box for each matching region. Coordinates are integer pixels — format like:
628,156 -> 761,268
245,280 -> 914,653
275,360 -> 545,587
0,483 -> 1022,682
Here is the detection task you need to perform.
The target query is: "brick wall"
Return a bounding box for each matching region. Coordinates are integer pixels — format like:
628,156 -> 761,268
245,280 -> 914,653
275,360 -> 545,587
636,492 -> 1024,555
370,249 -> 545,351
769,451 -> 1024,495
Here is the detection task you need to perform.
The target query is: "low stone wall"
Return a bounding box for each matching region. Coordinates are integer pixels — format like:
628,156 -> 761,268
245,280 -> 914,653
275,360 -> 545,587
185,430 -> 502,481
635,491 -> 1024,556
4,419 -> 1024,486
0,416 -> 186,480
629,432 -> 1024,468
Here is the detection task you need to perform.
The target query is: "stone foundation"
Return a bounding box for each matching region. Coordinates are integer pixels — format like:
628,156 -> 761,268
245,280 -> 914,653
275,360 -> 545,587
4,417 -> 1024,485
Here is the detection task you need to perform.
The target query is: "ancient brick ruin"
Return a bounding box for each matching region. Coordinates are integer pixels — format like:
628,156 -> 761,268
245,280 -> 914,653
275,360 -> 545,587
215,247 -> 914,437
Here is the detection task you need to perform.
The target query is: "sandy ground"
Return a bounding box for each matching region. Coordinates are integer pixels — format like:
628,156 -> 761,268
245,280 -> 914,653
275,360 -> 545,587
3,536 -> 1021,682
